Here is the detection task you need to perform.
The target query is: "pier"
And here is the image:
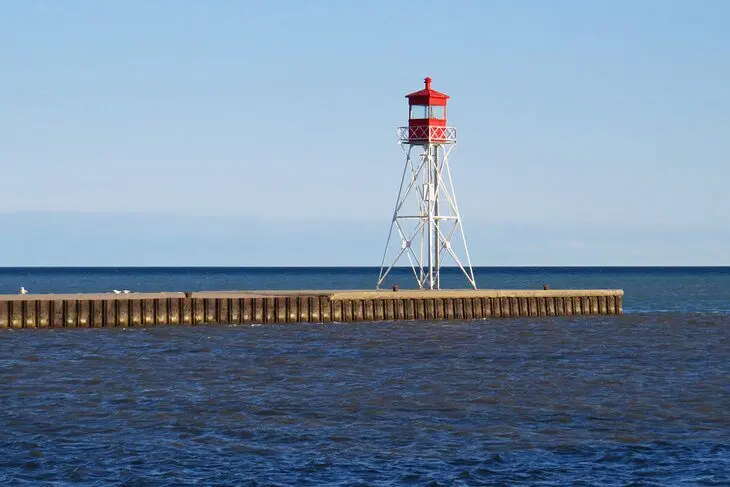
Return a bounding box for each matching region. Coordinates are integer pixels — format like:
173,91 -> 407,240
0,289 -> 623,329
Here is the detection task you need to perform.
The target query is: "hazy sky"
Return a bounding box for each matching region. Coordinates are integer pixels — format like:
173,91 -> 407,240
2,1 -> 729,266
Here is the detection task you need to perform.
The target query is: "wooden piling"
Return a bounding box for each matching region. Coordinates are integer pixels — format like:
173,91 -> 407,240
0,289 -> 624,329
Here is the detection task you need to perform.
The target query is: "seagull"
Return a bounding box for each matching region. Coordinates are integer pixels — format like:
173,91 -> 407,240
113,290 -> 122,294
123,290 -> 131,294
20,286 -> 28,295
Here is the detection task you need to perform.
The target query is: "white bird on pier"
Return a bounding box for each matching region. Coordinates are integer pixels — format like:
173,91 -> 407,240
20,286 -> 28,295
113,290 -> 122,294
123,290 -> 131,294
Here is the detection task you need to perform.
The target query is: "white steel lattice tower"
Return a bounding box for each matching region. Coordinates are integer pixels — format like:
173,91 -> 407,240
377,77 -> 477,290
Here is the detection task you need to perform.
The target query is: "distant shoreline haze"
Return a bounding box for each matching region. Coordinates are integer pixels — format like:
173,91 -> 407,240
1,212 -> 729,267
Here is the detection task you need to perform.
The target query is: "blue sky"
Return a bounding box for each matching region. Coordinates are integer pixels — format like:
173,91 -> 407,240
2,1 -> 729,266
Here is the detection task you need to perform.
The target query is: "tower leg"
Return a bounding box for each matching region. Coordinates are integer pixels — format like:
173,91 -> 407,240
433,145 -> 440,289
426,144 -> 434,290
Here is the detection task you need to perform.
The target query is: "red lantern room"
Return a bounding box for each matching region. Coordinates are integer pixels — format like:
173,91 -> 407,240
405,77 -> 453,144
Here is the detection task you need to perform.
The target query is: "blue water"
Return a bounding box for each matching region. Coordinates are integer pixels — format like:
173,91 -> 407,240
1,266 -> 730,313
1,267 -> 729,486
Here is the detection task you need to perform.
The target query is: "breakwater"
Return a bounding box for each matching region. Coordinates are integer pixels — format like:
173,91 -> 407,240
0,289 -> 623,328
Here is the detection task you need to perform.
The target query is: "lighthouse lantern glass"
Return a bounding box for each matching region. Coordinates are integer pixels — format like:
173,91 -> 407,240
430,105 -> 445,120
410,105 -> 428,119
409,104 -> 446,120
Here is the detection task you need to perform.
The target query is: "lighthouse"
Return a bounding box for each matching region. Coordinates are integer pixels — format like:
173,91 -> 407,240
377,77 -> 477,290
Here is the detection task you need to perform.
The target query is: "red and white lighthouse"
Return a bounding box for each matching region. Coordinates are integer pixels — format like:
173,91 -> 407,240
377,77 -> 477,290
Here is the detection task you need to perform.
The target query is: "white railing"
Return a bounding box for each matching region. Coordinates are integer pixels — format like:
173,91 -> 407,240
398,126 -> 457,144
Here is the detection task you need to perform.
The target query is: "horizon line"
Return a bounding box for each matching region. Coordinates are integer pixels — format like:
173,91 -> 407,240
1,265 -> 729,269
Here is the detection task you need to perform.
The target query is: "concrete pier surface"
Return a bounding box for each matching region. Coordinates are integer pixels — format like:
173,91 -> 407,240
0,289 -> 623,329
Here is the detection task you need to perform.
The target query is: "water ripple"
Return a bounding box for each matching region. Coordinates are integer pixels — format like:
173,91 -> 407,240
0,315 -> 729,485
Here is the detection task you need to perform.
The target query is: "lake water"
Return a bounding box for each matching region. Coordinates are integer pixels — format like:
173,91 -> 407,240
0,267 -> 728,486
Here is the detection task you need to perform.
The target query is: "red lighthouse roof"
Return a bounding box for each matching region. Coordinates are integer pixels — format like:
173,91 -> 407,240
406,77 -> 450,106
